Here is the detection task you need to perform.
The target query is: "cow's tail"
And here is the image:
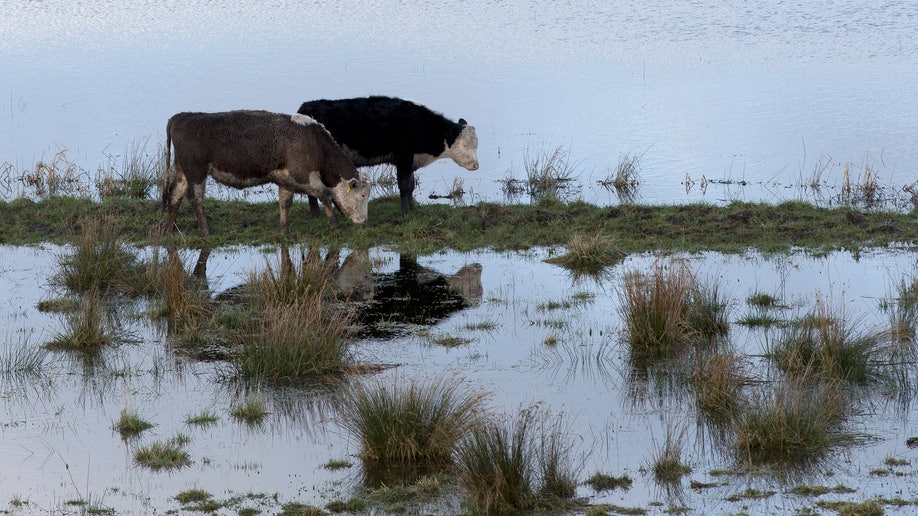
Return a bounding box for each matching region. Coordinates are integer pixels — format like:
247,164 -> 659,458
161,118 -> 173,209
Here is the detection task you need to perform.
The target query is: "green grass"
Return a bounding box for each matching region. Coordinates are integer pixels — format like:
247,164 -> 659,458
5,197 -> 918,255
771,300 -> 884,384
337,377 -> 486,467
455,409 -> 580,514
585,472 -> 633,492
733,379 -> 851,466
54,214 -> 153,295
44,292 -> 118,352
232,292 -> 352,381
174,488 -> 211,504
231,395 -> 269,425
133,436 -> 192,470
648,427 -> 692,483
692,351 -> 747,424
544,232 -> 625,275
185,409 -> 219,427
114,408 -> 154,439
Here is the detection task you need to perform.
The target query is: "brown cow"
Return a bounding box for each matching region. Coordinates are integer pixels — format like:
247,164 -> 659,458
162,110 -> 371,235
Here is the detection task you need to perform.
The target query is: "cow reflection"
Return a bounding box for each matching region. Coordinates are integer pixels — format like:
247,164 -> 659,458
355,255 -> 483,338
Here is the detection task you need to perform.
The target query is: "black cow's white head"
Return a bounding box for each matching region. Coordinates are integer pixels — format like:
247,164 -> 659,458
447,119 -> 479,172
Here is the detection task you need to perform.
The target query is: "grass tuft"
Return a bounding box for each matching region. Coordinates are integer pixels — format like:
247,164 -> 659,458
133,435 -> 192,470
114,408 -> 154,439
44,292 -> 118,352
692,351 -> 748,424
231,395 -> 269,425
733,378 -> 851,466
545,233 -> 625,275
771,298 -> 884,384
455,409 -> 580,514
648,426 -> 692,483
337,377 -> 486,467
55,215 -> 152,295
618,260 -> 728,357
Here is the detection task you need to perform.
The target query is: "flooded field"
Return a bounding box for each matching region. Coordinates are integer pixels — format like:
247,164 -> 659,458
2,243 -> 918,514
4,1 -> 918,514
3,1 -> 918,207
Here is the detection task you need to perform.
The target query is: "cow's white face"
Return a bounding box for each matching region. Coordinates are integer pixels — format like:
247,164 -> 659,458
329,173 -> 372,224
447,124 -> 479,171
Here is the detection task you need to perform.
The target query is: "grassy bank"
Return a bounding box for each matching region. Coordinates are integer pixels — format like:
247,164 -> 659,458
2,196 -> 917,253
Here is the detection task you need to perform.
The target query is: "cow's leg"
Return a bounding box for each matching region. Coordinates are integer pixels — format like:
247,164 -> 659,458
307,195 -> 321,217
165,167 -> 189,232
396,161 -> 416,214
316,189 -> 341,231
278,186 -> 294,232
187,180 -> 210,236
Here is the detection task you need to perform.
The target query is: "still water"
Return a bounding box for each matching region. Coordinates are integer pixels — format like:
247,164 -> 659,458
1,244 -> 917,513
2,1 -> 918,206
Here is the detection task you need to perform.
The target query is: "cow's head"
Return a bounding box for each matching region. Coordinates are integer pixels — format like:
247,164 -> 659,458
447,119 -> 479,172
330,173 -> 372,224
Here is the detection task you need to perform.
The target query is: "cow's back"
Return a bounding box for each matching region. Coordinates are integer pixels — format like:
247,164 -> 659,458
169,111 -> 295,179
298,96 -> 456,159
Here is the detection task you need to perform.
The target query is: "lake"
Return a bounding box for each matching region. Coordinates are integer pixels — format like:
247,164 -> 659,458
2,1 -> 918,206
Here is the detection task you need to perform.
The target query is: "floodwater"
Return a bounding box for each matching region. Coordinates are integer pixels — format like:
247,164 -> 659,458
3,1 -> 918,514
1,244 -> 918,513
2,1 -> 918,206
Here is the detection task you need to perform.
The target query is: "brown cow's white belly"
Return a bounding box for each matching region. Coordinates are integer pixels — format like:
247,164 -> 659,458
208,166 -> 324,196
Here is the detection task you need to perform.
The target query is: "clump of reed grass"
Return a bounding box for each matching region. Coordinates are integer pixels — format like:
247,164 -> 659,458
185,410 -> 219,427
96,139 -> 161,200
545,233 -> 625,276
618,260 -> 728,357
245,248 -> 331,309
21,146 -> 91,197
154,248 -> 213,339
771,299 -> 884,384
599,153 -> 640,202
337,377 -> 487,467
584,472 -> 632,492
523,146 -> 579,201
0,338 -> 47,378
133,435 -> 192,470
692,351 -> 748,424
733,379 -> 850,466
114,408 -> 154,439
231,394 -> 269,425
55,215 -> 152,295
648,426 -> 692,483
232,288 -> 352,381
44,292 -> 118,352
455,409 -> 580,514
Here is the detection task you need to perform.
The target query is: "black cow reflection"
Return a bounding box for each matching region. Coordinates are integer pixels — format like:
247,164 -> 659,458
355,255 -> 483,339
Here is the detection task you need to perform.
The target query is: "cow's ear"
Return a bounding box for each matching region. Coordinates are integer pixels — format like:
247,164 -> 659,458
349,178 -> 360,188
458,118 -> 467,127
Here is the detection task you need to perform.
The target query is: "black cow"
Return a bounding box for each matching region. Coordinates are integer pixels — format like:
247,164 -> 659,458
162,110 -> 371,235
297,96 -> 479,214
